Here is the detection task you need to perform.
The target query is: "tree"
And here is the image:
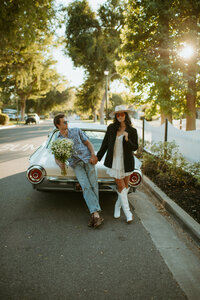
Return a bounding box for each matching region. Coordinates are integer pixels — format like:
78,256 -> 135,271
26,87 -> 73,115
63,0 -> 124,123
172,0 -> 200,130
1,36 -> 64,119
0,0 -> 65,118
117,0 -> 200,129
0,76 -> 15,110
0,0 -> 56,70
117,0 -> 176,124
108,93 -> 125,115
75,77 -> 103,121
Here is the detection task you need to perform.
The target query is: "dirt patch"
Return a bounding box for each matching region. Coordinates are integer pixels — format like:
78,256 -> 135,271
143,168 -> 200,224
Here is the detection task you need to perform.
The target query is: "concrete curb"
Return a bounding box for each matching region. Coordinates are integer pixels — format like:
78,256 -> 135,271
142,175 -> 200,246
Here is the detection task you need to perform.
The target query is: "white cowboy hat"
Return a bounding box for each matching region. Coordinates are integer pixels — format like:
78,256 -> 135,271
109,105 -> 134,118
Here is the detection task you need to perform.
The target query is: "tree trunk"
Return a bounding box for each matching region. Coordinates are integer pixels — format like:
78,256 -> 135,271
99,92 -> 106,124
185,17 -> 197,131
20,95 -> 26,120
186,79 -> 196,131
158,10 -> 172,126
93,109 -> 97,122
161,111 -> 172,125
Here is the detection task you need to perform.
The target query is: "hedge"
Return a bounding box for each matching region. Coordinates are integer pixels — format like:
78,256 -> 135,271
0,113 -> 9,125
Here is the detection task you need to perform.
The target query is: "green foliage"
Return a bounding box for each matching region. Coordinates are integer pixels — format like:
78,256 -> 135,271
26,87 -> 72,114
0,0 -> 75,125
0,1 -> 65,119
109,93 -> 124,108
0,0 -> 56,69
141,141 -> 200,187
139,139 -> 200,222
64,0 -> 100,69
0,35 -> 65,118
190,162 -> 200,185
108,93 -> 125,116
75,78 -> 103,114
63,0 -> 125,114
117,0 -> 174,117
117,0 -> 200,124
0,113 -> 9,125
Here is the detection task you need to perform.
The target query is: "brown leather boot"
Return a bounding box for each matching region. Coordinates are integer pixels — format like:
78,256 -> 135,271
88,214 -> 94,227
93,216 -> 104,228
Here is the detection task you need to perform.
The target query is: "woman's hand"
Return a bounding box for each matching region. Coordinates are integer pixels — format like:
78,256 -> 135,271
124,131 -> 128,141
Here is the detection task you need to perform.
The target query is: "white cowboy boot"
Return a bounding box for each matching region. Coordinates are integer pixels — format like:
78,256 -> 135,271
114,187 -> 130,218
120,188 -> 133,223
126,187 -> 130,194
114,193 -> 121,218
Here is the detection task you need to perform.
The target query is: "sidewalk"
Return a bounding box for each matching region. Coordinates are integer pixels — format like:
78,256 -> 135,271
128,178 -> 200,300
0,125 -> 16,130
0,120 -> 43,130
142,175 -> 200,245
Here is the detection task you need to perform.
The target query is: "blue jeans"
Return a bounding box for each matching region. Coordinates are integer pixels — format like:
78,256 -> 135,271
74,161 -> 101,214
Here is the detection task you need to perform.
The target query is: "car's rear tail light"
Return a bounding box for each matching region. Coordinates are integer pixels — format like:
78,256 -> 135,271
27,166 -> 46,184
129,171 -> 142,187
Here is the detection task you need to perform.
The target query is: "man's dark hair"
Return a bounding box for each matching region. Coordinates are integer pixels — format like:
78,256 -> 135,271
113,112 -> 132,130
54,113 -> 65,128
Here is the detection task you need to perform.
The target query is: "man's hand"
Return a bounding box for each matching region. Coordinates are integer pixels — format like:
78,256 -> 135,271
84,140 -> 98,165
90,154 -> 98,165
55,158 -> 65,170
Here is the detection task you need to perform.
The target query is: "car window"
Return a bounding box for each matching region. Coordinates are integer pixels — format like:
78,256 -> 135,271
47,129 -> 105,152
84,130 -> 105,152
48,130 -> 60,147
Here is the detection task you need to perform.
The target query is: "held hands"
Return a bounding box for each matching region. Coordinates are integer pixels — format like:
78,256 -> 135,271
123,131 -> 128,141
90,154 -> 98,165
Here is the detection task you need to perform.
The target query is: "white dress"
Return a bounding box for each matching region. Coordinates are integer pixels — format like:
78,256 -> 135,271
106,135 -> 133,179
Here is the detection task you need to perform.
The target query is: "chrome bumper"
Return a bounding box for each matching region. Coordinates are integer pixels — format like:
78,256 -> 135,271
33,176 -> 117,192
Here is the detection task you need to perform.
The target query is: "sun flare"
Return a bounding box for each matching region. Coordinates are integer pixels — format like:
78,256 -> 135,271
179,45 -> 194,59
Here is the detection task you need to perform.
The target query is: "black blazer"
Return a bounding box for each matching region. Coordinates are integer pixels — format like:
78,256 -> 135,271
97,123 -> 138,172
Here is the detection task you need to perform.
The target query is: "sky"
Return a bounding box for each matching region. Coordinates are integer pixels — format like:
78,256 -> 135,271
53,0 -> 107,88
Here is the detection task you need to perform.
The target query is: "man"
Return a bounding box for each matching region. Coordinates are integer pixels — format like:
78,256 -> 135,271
53,113 -> 103,228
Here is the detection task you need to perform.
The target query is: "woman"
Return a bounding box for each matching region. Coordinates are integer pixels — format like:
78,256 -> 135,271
97,105 -> 138,223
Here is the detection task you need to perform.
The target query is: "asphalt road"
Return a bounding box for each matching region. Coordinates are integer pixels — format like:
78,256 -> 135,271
0,120 -> 192,299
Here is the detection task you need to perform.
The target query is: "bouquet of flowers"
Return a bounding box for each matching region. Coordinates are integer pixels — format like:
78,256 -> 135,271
51,138 -> 74,175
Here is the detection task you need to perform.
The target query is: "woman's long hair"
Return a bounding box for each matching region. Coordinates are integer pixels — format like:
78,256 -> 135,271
113,112 -> 132,131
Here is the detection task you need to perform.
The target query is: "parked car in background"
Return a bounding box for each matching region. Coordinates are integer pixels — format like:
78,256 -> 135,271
26,123 -> 142,193
39,115 -> 48,120
7,113 -> 17,120
25,113 -> 40,124
3,108 -> 17,115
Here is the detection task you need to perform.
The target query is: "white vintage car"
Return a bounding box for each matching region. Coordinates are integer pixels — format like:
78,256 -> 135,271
26,123 -> 142,192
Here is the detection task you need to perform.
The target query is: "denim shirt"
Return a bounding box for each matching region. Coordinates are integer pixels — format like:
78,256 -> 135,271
57,128 -> 91,168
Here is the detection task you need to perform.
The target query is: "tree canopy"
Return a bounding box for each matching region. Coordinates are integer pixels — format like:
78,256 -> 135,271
0,0 -> 73,117
0,0 -> 55,69
117,0 -> 200,129
26,87 -> 73,115
63,0 -> 124,122
1,0 -> 199,129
